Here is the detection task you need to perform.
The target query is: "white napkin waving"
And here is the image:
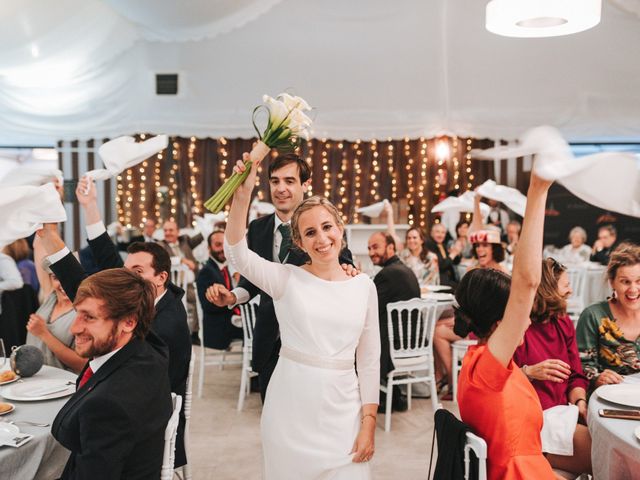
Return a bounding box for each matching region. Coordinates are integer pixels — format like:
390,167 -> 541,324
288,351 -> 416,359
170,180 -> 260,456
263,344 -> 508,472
474,125 -> 640,218
0,183 -> 67,247
431,191 -> 491,216
0,166 -> 63,187
193,213 -> 226,238
357,199 -> 389,218
86,135 -> 169,181
476,180 -> 527,217
249,198 -> 276,222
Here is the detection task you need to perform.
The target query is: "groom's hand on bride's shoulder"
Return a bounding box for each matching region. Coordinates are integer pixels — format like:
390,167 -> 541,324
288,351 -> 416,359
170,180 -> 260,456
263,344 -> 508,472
205,283 -> 237,306
341,263 -> 360,277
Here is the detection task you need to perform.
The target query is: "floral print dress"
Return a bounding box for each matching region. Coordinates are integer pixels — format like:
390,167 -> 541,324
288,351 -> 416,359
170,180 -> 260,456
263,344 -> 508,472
576,301 -> 640,382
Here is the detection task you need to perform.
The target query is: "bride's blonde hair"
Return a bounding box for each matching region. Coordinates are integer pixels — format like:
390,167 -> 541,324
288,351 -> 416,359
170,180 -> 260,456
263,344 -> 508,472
290,196 -> 346,255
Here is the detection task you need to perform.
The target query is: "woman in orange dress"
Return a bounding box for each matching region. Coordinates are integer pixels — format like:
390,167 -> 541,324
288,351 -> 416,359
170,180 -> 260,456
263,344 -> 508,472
455,171 -> 557,480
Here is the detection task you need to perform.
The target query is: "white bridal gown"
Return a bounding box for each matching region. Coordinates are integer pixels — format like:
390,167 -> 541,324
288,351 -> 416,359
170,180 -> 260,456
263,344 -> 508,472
226,237 -> 380,480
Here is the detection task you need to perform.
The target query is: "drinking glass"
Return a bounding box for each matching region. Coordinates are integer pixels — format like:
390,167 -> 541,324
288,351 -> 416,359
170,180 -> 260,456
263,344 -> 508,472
0,338 -> 6,368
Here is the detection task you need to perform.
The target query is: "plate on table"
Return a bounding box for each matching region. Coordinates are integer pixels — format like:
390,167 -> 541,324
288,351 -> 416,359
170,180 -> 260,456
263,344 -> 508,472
1,379 -> 75,402
0,371 -> 20,386
425,285 -> 452,292
597,384 -> 640,408
422,292 -> 455,302
0,402 -> 15,415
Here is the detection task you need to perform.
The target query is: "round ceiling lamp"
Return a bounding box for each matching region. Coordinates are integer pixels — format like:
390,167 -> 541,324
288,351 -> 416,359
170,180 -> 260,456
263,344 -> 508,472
486,0 -> 602,38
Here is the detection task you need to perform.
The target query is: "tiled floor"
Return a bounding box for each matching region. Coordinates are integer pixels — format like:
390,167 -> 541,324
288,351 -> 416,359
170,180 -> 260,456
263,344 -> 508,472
186,350 -> 458,479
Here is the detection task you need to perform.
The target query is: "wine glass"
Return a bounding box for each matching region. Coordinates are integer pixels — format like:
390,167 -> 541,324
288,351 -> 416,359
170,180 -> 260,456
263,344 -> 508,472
0,338 -> 6,368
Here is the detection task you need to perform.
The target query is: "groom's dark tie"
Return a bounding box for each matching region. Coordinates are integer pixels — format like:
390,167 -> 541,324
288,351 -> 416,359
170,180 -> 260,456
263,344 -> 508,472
278,223 -> 292,263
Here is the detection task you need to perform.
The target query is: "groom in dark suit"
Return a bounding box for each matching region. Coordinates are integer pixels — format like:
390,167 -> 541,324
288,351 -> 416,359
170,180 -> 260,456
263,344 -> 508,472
206,154 -> 353,401
52,268 -> 172,479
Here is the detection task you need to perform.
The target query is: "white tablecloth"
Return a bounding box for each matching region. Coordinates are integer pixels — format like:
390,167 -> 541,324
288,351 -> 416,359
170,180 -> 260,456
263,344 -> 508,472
0,362 -> 75,480
588,374 -> 640,480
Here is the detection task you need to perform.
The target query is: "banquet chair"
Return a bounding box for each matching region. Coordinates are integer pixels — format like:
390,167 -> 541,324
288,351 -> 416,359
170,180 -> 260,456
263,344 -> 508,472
464,432 -> 487,480
194,283 -> 242,398
451,339 -> 478,404
566,268 -> 587,326
177,353 -> 195,480
171,265 -> 191,311
161,393 -> 183,480
382,298 -> 439,432
237,296 -> 260,411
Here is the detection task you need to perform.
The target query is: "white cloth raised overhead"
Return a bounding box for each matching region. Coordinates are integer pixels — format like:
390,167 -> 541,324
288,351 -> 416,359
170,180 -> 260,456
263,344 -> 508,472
0,183 -> 67,247
474,125 -> 640,218
85,135 -> 168,181
357,199 -> 388,218
432,191 -> 491,216
476,179 -> 527,217
0,166 -> 63,187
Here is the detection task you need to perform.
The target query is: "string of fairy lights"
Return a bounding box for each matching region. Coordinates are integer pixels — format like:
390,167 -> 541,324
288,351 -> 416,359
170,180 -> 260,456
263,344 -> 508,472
115,135 -> 483,229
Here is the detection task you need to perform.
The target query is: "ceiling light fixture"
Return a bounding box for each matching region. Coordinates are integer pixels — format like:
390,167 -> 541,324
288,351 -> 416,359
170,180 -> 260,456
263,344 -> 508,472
486,0 -> 602,38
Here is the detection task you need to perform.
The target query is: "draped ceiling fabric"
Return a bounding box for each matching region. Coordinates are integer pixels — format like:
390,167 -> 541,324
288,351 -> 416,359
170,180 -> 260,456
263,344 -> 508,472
1,0 -> 639,146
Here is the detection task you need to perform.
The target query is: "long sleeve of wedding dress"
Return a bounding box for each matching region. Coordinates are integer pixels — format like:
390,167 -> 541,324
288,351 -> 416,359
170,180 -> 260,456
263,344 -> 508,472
356,282 -> 381,405
224,236 -> 289,300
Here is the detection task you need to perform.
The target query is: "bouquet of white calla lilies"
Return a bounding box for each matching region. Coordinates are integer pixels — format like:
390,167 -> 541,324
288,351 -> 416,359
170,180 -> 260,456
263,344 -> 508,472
204,93 -> 313,213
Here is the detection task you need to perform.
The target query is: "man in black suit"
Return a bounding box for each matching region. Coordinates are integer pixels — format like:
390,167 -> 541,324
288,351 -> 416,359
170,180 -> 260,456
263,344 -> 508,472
368,231 -> 421,412
591,224 -> 619,265
196,230 -> 243,349
52,268 -> 172,479
40,177 -> 191,467
206,153 -> 354,401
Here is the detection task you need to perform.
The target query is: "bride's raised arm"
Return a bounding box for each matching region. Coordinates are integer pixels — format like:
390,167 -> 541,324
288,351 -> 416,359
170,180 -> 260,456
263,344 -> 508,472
224,151 -> 289,301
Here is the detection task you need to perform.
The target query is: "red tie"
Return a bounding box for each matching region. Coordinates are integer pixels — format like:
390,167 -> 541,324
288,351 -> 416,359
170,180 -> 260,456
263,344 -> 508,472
222,267 -> 241,316
78,367 -> 94,390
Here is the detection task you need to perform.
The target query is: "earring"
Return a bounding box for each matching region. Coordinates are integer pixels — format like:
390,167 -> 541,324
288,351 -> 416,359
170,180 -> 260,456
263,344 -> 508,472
611,290 -> 617,303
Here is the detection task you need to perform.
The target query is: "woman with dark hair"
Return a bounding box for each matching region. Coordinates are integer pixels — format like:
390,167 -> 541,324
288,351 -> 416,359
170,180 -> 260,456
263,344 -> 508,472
513,258 -> 591,476
577,242 -> 640,386
450,219 -> 473,260
425,223 -> 461,288
456,172 -> 556,479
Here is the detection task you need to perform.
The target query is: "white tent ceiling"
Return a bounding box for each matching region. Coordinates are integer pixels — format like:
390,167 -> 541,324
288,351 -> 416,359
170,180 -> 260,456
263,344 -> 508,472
1,0 -> 639,146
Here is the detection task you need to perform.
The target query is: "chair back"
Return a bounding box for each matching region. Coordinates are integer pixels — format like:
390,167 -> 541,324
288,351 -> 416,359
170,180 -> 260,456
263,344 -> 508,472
386,298 -> 438,363
239,295 -> 260,346
194,281 -> 204,345
172,266 -> 191,310
181,353 -> 195,479
464,432 -> 487,480
566,268 -> 586,306
161,393 -> 183,480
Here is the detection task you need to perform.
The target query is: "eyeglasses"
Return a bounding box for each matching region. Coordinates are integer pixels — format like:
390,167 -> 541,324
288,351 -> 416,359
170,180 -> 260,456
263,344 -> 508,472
548,257 -> 566,273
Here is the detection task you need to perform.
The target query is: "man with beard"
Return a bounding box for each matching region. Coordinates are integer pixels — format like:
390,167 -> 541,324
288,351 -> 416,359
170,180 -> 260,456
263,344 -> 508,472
196,230 -> 243,349
368,232 -> 421,412
51,268 -> 172,479
37,177 -> 191,469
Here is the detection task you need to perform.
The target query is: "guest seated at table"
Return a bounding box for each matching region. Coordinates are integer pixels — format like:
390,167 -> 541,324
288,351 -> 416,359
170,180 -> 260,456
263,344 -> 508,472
590,224 -> 618,266
559,227 -> 591,264
368,232 -> 420,412
448,219 -> 473,260
51,268 -> 172,480
197,230 -> 243,349
425,223 -> 461,288
577,242 -> 640,389
3,238 -> 39,295
504,220 -> 521,256
470,193 -> 509,273
456,172 -> 556,479
470,229 -> 509,274
26,260 -> 85,372
384,202 -> 439,286
513,258 -> 591,476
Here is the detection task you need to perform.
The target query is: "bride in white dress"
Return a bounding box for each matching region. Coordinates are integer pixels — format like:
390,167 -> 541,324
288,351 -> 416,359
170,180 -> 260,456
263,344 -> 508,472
224,154 -> 380,480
